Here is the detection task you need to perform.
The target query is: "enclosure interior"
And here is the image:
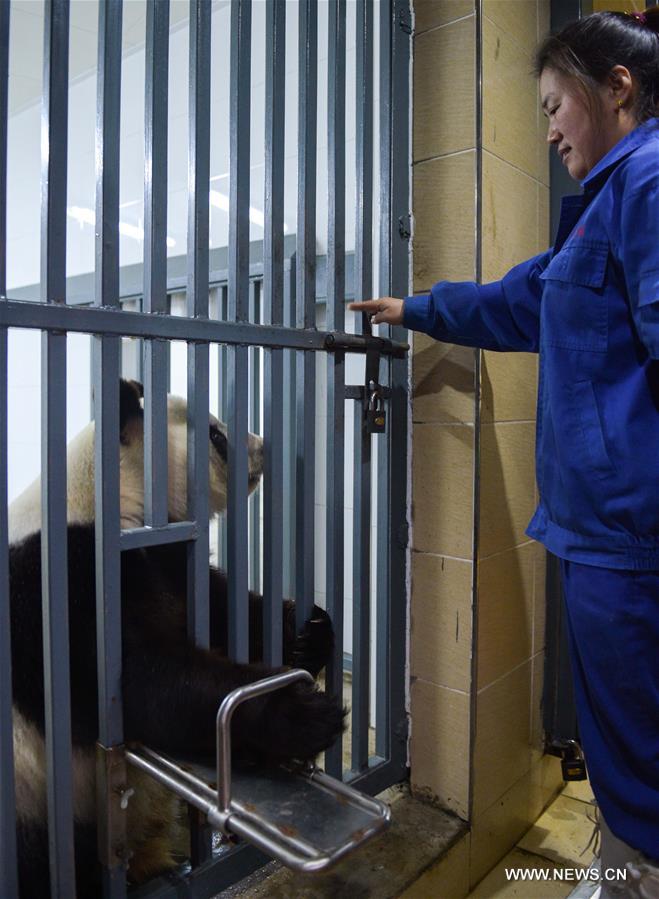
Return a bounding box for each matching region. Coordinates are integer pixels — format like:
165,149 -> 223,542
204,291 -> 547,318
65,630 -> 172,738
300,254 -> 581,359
2,0 -> 409,894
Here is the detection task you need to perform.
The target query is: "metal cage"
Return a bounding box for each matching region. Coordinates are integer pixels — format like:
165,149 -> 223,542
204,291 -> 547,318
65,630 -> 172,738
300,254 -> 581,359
0,0 -> 411,895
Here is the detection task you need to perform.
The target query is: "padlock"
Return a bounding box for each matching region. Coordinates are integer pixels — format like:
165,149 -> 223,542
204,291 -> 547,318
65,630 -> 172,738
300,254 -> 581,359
366,386 -> 386,434
561,739 -> 587,781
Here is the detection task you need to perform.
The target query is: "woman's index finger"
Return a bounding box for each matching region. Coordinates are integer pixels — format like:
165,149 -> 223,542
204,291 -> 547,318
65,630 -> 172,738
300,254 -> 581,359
348,300 -> 378,310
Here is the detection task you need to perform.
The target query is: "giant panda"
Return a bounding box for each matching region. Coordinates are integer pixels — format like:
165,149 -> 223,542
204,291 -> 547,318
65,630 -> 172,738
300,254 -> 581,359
9,379 -> 344,898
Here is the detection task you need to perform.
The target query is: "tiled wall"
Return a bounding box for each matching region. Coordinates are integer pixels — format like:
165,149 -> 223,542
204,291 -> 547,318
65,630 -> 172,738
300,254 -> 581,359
410,0 -> 564,889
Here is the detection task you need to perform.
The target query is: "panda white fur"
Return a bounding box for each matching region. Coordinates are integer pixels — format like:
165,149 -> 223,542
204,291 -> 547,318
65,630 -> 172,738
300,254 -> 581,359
9,379 -> 344,898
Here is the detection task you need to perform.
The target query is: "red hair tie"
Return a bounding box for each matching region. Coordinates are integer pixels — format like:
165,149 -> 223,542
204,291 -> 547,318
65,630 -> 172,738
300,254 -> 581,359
628,10 -> 647,25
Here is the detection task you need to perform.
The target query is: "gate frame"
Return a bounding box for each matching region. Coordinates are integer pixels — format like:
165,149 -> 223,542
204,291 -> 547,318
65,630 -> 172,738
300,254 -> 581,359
0,0 -> 412,895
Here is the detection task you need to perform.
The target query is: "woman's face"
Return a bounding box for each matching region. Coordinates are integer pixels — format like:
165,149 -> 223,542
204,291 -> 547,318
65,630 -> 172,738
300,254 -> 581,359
539,68 -> 628,180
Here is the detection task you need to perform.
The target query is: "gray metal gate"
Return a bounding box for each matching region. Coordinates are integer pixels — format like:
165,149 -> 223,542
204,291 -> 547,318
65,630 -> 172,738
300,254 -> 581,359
0,0 -> 411,896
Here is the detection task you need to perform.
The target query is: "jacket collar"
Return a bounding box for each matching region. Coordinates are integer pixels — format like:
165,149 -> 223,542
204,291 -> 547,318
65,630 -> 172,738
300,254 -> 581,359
581,117 -> 659,195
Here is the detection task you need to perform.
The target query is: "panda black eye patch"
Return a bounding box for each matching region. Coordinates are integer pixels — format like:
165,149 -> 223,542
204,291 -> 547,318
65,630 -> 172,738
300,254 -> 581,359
209,424 -> 228,461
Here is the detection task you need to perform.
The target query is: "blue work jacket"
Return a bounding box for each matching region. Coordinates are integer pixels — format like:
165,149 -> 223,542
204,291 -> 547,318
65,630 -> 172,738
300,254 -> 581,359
404,118 -> 659,569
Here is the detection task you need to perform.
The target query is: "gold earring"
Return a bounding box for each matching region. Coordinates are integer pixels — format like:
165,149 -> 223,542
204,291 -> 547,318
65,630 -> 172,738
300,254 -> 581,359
618,99 -> 623,108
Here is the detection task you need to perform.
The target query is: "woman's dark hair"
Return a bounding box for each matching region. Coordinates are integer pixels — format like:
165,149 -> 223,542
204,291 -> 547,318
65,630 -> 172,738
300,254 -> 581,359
534,8 -> 659,122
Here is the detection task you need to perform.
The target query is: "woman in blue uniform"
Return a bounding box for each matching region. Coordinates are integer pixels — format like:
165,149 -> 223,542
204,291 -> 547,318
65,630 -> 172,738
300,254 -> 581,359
351,8 -> 659,894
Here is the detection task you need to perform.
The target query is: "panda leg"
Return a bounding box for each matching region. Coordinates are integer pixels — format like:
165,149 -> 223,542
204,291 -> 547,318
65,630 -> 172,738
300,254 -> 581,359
122,644 -> 345,764
16,818 -> 50,899
281,602 -> 335,678
17,818 -> 101,899
208,565 -> 335,675
248,594 -> 335,676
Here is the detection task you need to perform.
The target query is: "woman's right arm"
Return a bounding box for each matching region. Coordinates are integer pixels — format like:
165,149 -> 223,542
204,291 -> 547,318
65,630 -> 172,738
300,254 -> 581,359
350,249 -> 552,353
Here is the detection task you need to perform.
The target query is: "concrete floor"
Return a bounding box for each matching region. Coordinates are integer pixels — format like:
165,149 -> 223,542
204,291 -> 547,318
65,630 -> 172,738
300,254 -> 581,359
463,779 -> 598,899
396,779 -> 598,899
218,784 -> 468,899
217,778 -> 598,899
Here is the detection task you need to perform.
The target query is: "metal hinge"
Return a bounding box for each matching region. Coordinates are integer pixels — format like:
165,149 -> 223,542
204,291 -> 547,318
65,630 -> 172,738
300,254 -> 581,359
96,743 -> 132,871
398,213 -> 412,241
398,7 -> 413,35
394,715 -> 409,743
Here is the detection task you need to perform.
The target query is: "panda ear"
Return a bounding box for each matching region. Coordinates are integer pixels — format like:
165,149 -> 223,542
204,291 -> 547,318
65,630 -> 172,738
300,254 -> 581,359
119,379 -> 144,441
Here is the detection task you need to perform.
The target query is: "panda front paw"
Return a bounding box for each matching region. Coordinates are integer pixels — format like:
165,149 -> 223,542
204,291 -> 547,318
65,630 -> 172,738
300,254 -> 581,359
283,604 -> 335,678
261,682 -> 346,764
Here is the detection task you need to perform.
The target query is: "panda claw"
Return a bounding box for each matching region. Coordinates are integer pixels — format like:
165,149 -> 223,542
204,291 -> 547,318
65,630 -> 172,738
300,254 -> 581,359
260,682 -> 346,763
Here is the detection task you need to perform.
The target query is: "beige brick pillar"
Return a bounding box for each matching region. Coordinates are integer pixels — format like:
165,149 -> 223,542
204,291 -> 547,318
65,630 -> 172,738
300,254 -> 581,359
409,0 -> 564,888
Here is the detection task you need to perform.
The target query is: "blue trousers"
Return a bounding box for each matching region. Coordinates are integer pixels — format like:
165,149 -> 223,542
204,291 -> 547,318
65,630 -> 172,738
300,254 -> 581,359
560,560 -> 659,861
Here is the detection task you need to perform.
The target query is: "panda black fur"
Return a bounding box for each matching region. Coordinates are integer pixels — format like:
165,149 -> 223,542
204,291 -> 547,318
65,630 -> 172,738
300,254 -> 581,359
9,380 -> 345,898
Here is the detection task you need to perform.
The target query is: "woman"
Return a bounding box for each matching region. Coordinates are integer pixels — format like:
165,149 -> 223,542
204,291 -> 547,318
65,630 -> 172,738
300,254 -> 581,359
351,8 -> 659,894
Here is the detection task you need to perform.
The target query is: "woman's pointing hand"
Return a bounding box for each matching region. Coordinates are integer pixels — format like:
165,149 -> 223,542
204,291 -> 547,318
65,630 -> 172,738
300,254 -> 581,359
348,297 -> 404,326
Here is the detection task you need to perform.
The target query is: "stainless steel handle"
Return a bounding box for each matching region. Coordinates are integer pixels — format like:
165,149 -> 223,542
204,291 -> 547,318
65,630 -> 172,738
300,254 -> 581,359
215,668 -> 315,813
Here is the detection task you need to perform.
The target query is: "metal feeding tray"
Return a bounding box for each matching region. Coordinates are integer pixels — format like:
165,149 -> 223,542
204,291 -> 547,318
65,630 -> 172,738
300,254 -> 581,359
126,669 -> 391,873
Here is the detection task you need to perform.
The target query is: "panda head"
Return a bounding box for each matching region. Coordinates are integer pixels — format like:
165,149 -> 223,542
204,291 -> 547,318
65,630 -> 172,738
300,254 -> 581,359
8,380 -> 264,540
118,380 -> 263,527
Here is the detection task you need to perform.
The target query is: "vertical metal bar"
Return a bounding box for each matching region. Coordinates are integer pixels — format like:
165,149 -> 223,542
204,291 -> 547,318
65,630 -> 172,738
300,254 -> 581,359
325,0 -> 346,778
375,0 -> 393,761
94,1 -> 127,894
187,0 -> 211,648
248,280 -> 261,593
227,0 -> 251,663
40,2 -> 76,894
262,0 -> 286,664
0,4 -> 16,893
187,1 -> 212,866
355,0 -> 374,307
95,0 -> 123,742
295,0 -> 317,631
165,292 -> 172,392
351,402 -> 371,773
143,0 -> 169,528
93,355 -> 124,896
296,0 -> 318,335
217,285 -> 228,570
0,2 -> 7,337
90,337 -> 99,419
220,287 -> 229,421
381,0 -> 411,777
137,334 -> 144,384
96,0 -> 122,321
0,335 -> 14,899
351,0 -> 374,773
282,262 -> 296,599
